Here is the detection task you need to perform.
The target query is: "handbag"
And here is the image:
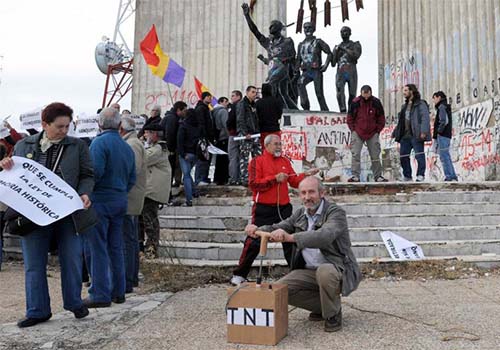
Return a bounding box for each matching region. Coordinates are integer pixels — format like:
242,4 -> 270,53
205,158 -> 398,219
4,145 -> 65,236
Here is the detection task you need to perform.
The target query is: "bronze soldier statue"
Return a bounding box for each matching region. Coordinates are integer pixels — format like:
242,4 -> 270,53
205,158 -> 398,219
242,3 -> 298,109
332,26 -> 362,113
296,21 -> 333,111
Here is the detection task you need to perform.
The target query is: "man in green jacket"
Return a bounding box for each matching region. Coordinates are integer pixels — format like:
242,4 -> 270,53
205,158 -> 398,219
246,176 -> 361,332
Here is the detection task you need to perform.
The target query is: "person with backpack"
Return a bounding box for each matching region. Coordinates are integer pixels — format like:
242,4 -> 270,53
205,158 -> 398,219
212,97 -> 230,185
432,91 -> 458,181
391,84 -> 431,182
177,109 -> 201,207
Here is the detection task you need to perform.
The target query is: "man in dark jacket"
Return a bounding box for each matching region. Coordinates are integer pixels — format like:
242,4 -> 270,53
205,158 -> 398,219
346,85 -> 387,182
139,104 -> 162,138
237,85 -> 261,186
227,90 -> 242,185
177,109 -> 201,206
256,83 -> 283,149
246,176 -> 360,332
194,92 -> 215,185
212,97 -> 230,185
391,84 -> 431,182
161,101 -> 187,190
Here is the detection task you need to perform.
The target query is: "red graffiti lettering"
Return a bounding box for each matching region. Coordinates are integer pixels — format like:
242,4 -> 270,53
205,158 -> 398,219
305,115 -> 347,126
282,131 -> 307,161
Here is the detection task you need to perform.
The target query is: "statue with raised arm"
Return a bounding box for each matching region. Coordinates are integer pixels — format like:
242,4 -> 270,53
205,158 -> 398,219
242,3 -> 298,110
332,26 -> 362,113
296,21 -> 333,111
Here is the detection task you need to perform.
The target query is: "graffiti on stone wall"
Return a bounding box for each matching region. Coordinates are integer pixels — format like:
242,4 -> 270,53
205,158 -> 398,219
281,129 -> 307,161
144,88 -> 199,112
383,53 -> 423,93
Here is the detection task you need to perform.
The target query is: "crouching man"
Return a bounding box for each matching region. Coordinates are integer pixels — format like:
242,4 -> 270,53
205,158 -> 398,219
245,176 -> 361,332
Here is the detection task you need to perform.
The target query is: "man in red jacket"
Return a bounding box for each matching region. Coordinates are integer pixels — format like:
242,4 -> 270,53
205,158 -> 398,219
346,85 -> 387,182
230,134 -> 319,285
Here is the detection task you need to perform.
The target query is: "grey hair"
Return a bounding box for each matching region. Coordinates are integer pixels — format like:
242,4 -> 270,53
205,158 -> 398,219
99,107 -> 121,130
264,134 -> 280,146
121,116 -> 136,132
151,104 -> 162,113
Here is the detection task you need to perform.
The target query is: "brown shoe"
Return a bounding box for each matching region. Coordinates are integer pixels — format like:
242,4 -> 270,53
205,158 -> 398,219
308,312 -> 323,321
324,310 -> 342,332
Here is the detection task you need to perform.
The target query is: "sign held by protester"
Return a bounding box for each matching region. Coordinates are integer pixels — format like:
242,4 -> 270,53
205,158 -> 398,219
75,113 -> 100,138
380,231 -> 425,261
130,114 -> 146,132
20,107 -> 43,131
0,156 -> 84,226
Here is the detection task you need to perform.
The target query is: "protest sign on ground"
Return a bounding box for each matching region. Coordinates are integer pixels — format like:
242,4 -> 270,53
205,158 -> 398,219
0,156 -> 84,226
380,231 -> 425,261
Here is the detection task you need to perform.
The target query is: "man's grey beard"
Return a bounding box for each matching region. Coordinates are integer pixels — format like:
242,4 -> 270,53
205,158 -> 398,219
306,199 -> 322,215
273,151 -> 282,157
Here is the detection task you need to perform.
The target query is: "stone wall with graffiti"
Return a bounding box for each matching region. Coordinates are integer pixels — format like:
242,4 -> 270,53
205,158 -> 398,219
283,97 -> 500,182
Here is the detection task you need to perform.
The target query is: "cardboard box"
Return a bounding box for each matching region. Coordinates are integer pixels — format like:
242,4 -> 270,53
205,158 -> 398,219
226,282 -> 288,346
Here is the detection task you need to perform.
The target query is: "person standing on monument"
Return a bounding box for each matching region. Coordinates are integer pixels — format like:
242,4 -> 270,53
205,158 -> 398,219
432,91 -> 458,181
256,83 -> 283,150
332,26 -> 362,113
296,21 -> 333,111
392,84 -> 431,182
347,85 -> 387,183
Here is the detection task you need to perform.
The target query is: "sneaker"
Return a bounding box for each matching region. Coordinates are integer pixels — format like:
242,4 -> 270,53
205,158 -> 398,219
308,312 -> 324,321
347,176 -> 360,183
198,181 -> 209,186
17,314 -> 52,328
230,275 -> 247,286
181,201 -> 192,207
324,310 -> 342,332
416,175 -> 425,182
73,305 -> 89,319
375,176 -> 388,182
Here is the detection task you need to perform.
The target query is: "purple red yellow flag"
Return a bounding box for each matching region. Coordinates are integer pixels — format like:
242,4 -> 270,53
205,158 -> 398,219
140,25 -> 186,87
194,77 -> 218,107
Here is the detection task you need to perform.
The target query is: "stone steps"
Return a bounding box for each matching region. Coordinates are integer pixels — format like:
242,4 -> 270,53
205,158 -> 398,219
160,225 -> 500,243
158,239 -> 500,261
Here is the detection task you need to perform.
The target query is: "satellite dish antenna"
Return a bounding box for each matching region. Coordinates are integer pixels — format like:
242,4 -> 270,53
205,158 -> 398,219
94,0 -> 135,75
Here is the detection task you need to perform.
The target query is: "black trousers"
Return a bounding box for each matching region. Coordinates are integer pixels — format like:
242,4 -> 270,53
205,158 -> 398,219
214,139 -> 229,185
233,202 -> 293,278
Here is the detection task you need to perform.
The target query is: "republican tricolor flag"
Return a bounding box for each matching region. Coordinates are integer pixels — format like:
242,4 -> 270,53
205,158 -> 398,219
140,25 -> 186,87
194,77 -> 218,107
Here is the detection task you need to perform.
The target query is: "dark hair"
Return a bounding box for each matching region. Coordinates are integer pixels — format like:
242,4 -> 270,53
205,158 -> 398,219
432,91 -> 447,101
173,101 -> 188,112
217,97 -> 229,104
360,85 -> 372,93
42,102 -> 73,124
261,83 -> 273,97
246,85 -> 257,92
231,90 -> 243,99
201,91 -> 212,99
405,84 -> 421,101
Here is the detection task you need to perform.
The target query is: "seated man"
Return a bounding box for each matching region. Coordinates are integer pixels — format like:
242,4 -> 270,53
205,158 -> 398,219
246,176 -> 361,332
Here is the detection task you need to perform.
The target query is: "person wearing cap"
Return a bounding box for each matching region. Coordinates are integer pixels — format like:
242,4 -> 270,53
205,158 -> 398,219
140,123 -> 171,259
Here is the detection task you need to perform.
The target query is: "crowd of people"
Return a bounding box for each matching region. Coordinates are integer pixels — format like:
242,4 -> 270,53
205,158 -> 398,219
0,82 -> 457,330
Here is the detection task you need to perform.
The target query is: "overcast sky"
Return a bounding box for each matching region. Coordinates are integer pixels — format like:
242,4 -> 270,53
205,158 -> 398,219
0,0 -> 377,128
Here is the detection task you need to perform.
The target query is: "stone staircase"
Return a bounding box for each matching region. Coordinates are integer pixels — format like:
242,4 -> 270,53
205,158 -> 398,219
158,182 -> 500,267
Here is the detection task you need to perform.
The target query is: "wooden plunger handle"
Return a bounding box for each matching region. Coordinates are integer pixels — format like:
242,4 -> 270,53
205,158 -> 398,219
255,230 -> 272,257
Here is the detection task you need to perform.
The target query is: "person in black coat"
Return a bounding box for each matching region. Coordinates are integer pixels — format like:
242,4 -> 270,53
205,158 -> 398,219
256,83 -> 283,149
194,92 -> 215,185
177,109 -> 201,206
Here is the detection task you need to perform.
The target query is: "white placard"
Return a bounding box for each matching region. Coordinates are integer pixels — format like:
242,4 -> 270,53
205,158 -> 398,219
207,145 -> 227,155
233,133 -> 261,141
0,115 -> 11,138
130,114 -> 146,132
75,113 -> 99,138
20,107 -> 43,131
0,156 -> 84,226
380,231 -> 425,261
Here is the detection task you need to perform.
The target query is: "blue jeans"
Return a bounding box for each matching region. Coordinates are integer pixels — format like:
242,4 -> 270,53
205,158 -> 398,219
83,199 -> 127,302
21,217 -> 83,318
123,215 -> 139,292
399,136 -> 426,178
437,135 -> 458,180
179,153 -> 197,202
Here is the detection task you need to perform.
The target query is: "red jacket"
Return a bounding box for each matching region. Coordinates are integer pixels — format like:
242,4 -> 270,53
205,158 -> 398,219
0,128 -> 23,157
248,150 -> 305,205
347,96 -> 386,141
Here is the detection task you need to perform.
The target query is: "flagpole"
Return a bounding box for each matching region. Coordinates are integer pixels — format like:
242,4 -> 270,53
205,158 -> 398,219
166,83 -> 175,108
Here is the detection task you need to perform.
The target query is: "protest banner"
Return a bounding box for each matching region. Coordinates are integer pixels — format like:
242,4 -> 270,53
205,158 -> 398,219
207,144 -> 227,155
380,231 -> 425,261
20,107 -> 43,131
130,114 -> 146,132
0,156 -> 84,226
75,113 -> 100,138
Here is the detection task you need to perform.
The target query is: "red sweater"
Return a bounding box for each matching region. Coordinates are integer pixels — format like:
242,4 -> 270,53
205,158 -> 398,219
0,128 -> 23,157
248,150 -> 305,205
